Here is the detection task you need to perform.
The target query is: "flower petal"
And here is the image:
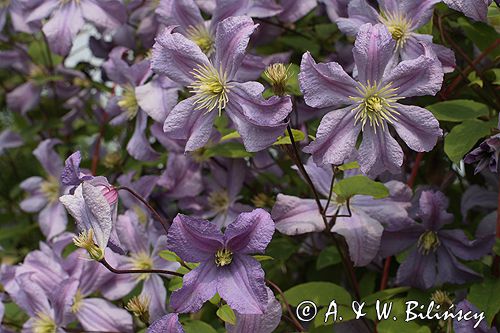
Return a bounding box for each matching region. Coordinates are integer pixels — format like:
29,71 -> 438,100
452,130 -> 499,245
167,214 -> 223,262
81,182 -> 113,249
358,125 -> 403,176
136,76 -> 180,123
81,0 -> 126,30
115,210 -> 149,254
42,2 -> 84,55
141,274 -> 167,322
224,209 -> 275,254
39,202 -> 67,240
148,313 -> 185,333
435,247 -> 481,286
440,229 -> 494,261
443,0 -> 492,22
156,0 -> 204,32
396,248 -> 437,289
336,0 -> 379,36
299,52 -> 358,108
76,298 -> 133,333
127,111 -> 161,161
170,260 -> 218,313
278,0 -> 317,23
33,139 -> 63,177
417,190 -> 453,231
303,107 -> 360,166
218,254 -> 268,314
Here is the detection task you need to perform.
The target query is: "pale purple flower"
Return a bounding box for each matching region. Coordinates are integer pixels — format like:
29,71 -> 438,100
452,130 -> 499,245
148,313 -> 184,333
380,190 -> 494,289
277,0 -> 317,23
26,0 -> 126,55
157,153 -> 203,200
20,139 -> 69,239
272,158 -> 412,266
336,0 -> 456,72
226,287 -> 282,333
60,151 -> 93,192
320,0 -> 349,21
166,209 -> 275,314
300,23 -> 443,176
114,210 -> 180,322
0,0 -> 41,33
6,81 -> 41,115
454,300 -> 498,333
152,16 -> 292,152
443,0 -> 493,22
0,129 -> 23,155
464,133 -> 500,174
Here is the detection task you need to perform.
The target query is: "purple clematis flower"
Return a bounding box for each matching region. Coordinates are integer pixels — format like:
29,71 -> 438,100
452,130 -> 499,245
225,287 -> 282,333
443,0 -> 493,22
26,0 -> 126,56
0,0 -> 41,34
151,16 -> 292,152
454,300 -> 498,333
300,23 -> 443,176
114,210 -> 180,322
0,129 -> 23,155
464,132 -> 500,174
335,0 -> 456,72
320,0 -> 349,21
20,139 -> 69,239
272,158 -> 411,266
380,190 -> 495,289
166,209 -> 275,314
60,151 -> 94,192
148,313 -> 184,333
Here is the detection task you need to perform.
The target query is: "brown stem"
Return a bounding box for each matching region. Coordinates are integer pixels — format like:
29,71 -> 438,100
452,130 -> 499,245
117,186 -> 170,234
266,279 -> 305,332
99,258 -> 183,277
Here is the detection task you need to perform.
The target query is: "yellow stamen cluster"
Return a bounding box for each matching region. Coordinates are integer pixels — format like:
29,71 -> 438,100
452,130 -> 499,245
130,251 -> 154,281
40,176 -> 60,203
251,193 -> 275,208
215,248 -> 233,267
380,12 -> 412,48
186,24 -> 215,56
417,231 -> 441,255
73,229 -> 105,261
71,289 -> 84,314
126,295 -> 151,324
189,64 -> 231,116
350,81 -> 400,132
118,85 -> 139,119
431,290 -> 453,310
264,63 -> 291,96
208,190 -> 230,214
33,313 -> 57,333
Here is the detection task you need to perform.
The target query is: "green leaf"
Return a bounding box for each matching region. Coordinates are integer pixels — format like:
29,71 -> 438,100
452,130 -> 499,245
183,320 -> 218,333
274,129 -> 305,145
485,68 -> 500,86
362,287 -> 410,305
203,142 -> 253,159
457,18 -> 500,59
266,238 -> 299,261
494,239 -> 500,256
284,282 -> 352,306
333,175 -> 389,200
159,250 -> 181,263
220,131 -> 241,142
217,305 -> 237,325
468,278 -> 500,325
468,71 -> 484,88
279,36 -> 320,55
253,255 -> 274,262
338,161 -> 360,171
426,100 -> 489,122
316,246 -> 341,270
314,23 -> 338,40
444,119 -> 494,163
377,318 -> 431,333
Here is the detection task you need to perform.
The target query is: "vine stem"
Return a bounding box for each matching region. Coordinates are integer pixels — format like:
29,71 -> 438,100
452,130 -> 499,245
380,152 -> 424,290
117,186 -> 170,234
266,279 -> 305,332
99,257 -> 183,277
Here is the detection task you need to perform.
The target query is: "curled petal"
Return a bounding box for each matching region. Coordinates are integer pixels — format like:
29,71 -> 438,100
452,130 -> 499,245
224,209 -> 275,254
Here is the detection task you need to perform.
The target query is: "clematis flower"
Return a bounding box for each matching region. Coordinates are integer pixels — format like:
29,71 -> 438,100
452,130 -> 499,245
166,209 -> 275,314
380,190 -> 494,289
443,0 -> 493,22
464,132 -> 500,174
0,129 -> 23,155
151,15 -> 292,152
114,210 -> 180,322
225,287 -> 282,333
453,300 -> 498,333
0,0 -> 41,34
319,0 -> 349,21
26,0 -> 126,56
20,139 -> 69,239
272,158 -> 412,266
300,23 -> 443,176
60,151 -> 93,192
336,0 -> 455,72
59,180 -> 121,260
148,313 -> 184,333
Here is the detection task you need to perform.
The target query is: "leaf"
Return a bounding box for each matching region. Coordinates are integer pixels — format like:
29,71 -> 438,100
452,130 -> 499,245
444,119 -> 494,163
362,287 -> 410,305
266,238 -> 298,261
274,129 -> 305,145
217,305 -> 237,325
183,320 -> 218,333
338,161 -> 360,171
220,131 -> 241,142
203,142 -> 253,159
253,255 -> 274,262
284,282 -> 352,306
316,246 -> 341,270
457,18 -> 500,59
468,71 -> 483,88
426,100 -> 489,122
159,250 -> 181,263
468,278 -> 500,325
333,175 -> 389,200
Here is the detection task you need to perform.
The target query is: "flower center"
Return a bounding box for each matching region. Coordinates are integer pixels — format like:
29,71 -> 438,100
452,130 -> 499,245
131,251 -> 154,281
208,190 -> 230,214
73,229 -> 105,261
189,64 -> 231,115
264,63 -> 291,96
417,231 -> 441,255
350,82 -> 400,131
71,289 -> 84,313
126,295 -> 150,324
40,176 -> 60,203
380,12 -> 412,48
118,85 -> 139,119
0,0 -> 11,9
33,313 -> 57,333
186,24 -> 215,56
215,248 -> 233,267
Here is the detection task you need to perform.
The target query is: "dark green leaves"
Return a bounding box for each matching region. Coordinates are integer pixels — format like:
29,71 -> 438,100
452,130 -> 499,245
333,175 -> 389,201
426,100 -> 489,122
444,119 -> 496,163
